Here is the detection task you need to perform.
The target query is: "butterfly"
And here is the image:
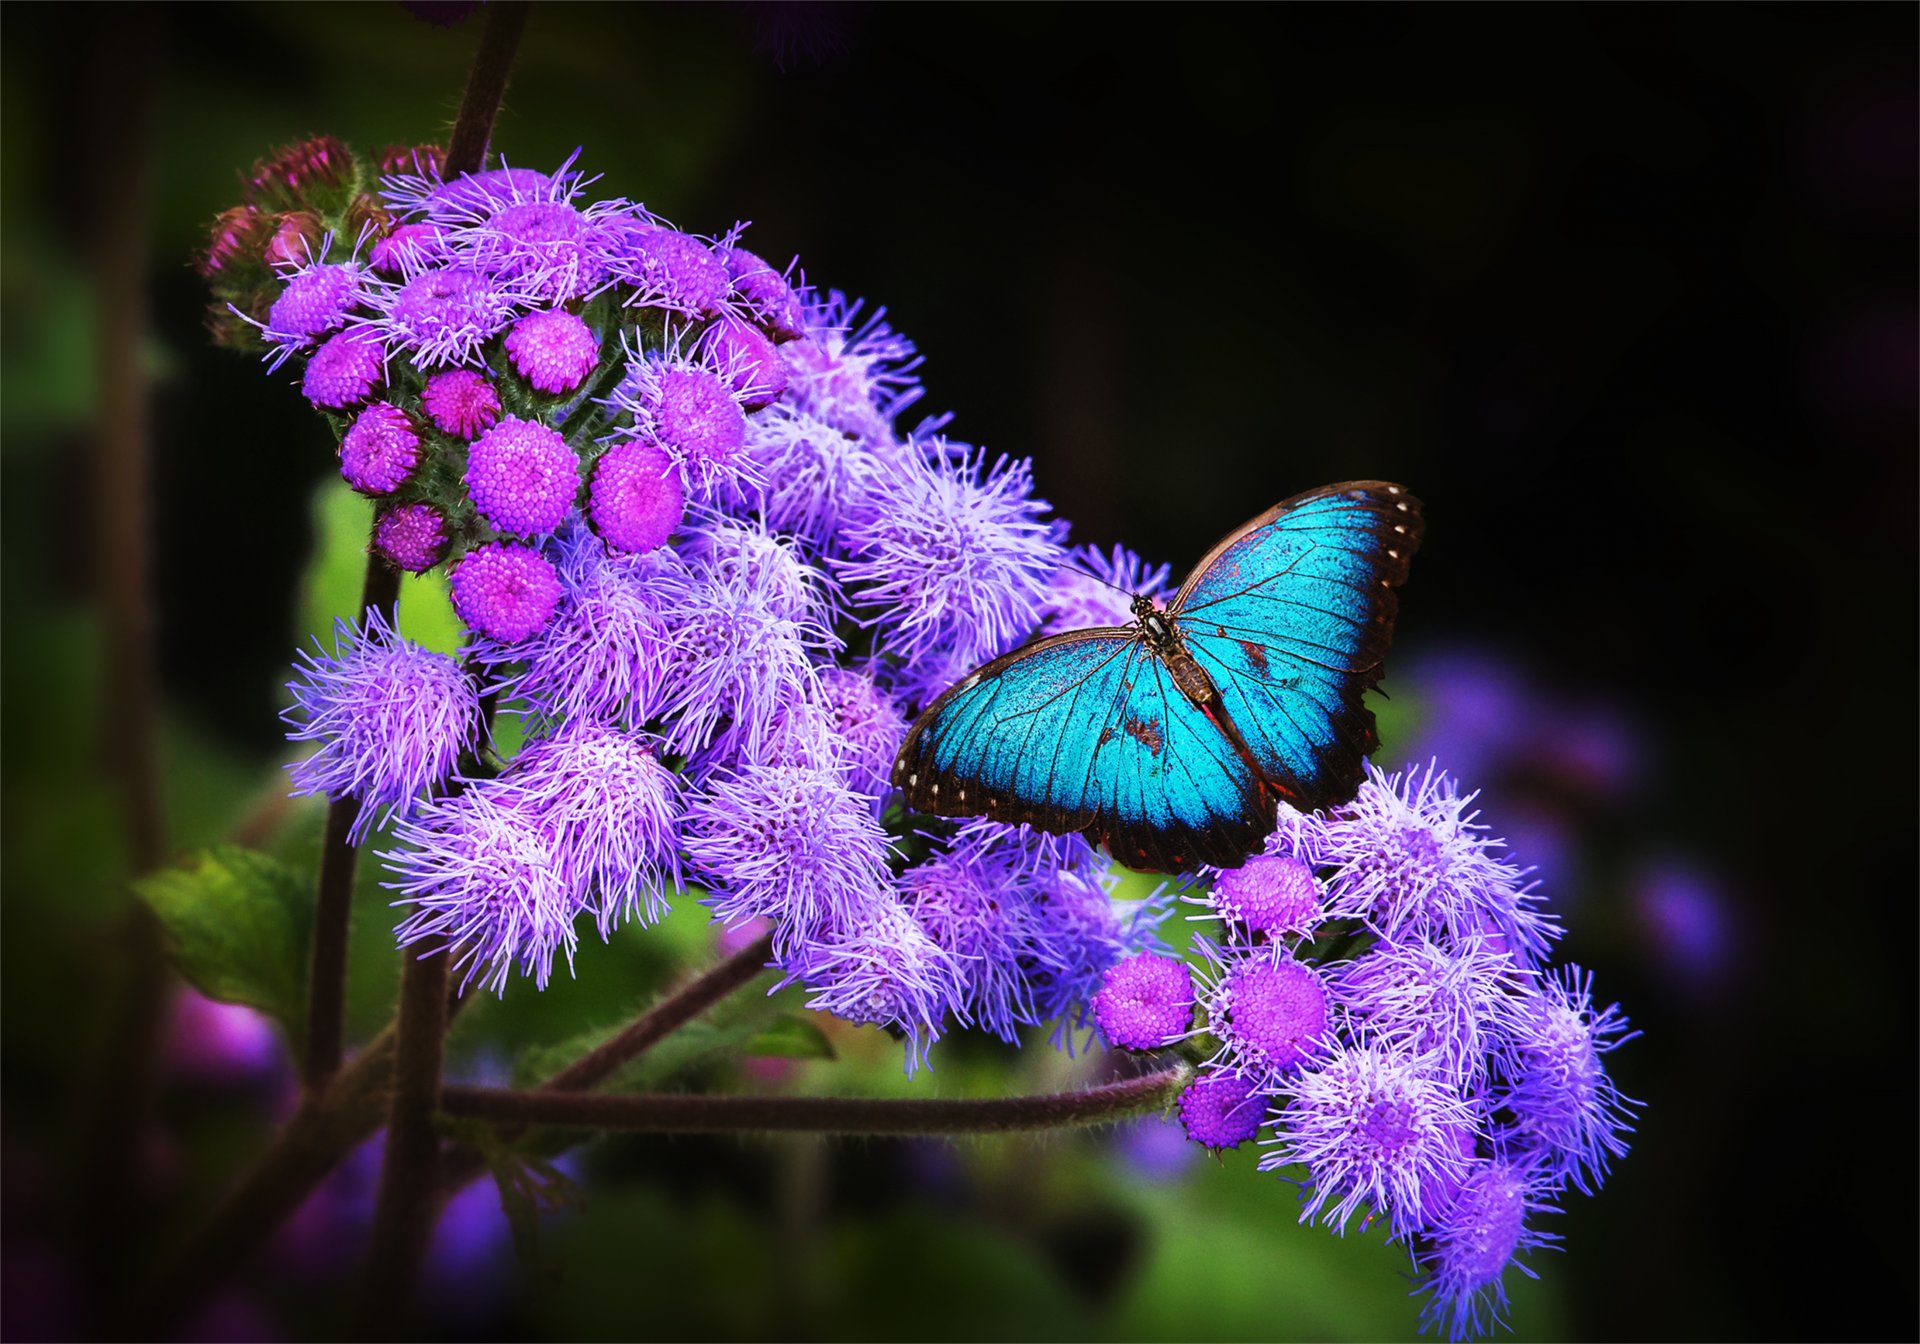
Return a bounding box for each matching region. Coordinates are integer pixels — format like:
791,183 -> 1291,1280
890,481 -> 1423,873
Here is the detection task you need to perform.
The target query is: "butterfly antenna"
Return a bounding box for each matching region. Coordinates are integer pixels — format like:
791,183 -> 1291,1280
1054,547 -> 1132,598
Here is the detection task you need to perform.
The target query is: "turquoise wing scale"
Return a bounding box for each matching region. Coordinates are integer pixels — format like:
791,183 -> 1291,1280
1173,481 -> 1422,813
892,481 -> 1422,872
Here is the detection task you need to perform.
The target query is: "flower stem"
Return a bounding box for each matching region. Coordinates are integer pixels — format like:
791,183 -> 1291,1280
440,1061 -> 1193,1137
353,8 -> 531,1329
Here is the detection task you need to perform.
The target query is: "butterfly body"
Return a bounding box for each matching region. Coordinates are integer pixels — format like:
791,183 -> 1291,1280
892,482 -> 1423,873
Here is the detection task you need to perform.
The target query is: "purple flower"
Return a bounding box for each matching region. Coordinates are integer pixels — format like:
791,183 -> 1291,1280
773,897 -> 961,1074
464,416 -> 581,537
1197,938 -> 1331,1083
382,163 -> 555,219
812,665 -> 906,800
421,368 -> 502,439
369,221 -> 447,275
1205,853 -> 1324,938
1261,1041 -> 1477,1236
284,607 -> 482,839
1023,866 -> 1170,1045
1495,965 -> 1636,1195
504,308 -> 599,394
467,198 -> 609,303
476,521 -> 678,728
779,292 -> 923,444
601,218 -> 731,316
339,401 -> 421,495
1310,765 -> 1557,967
1038,543 -> 1174,634
1413,1159 -> 1559,1342
683,521 -> 831,625
1333,938 -> 1524,1090
449,541 -> 562,642
836,444 -> 1063,668
728,405 -> 891,548
588,440 -> 685,554
1091,953 -> 1195,1049
503,721 -> 683,934
683,759 -> 895,937
1177,1069 -> 1266,1151
609,356 -> 751,499
301,328 -> 386,409
388,781 -> 582,993
374,502 -> 450,573
897,849 -> 1041,1043
265,256 -> 364,350
367,266 -> 517,368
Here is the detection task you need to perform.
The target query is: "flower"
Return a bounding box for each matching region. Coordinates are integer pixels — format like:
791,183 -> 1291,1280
301,328 -> 386,409
265,256 -> 364,349
1205,852 -> 1324,937
284,607 -> 482,838
588,440 -> 685,554
721,243 -> 805,340
728,404 -> 890,548
1495,966 -> 1637,1195
773,898 -> 961,1074
369,221 -> 447,275
421,368 -> 502,439
339,402 -> 421,495
1091,953 -> 1194,1049
1198,939 -> 1331,1083
504,308 -> 599,394
683,758 -> 896,937
449,541 -> 562,642
464,417 -> 581,536
1333,937 -> 1523,1089
695,313 -> 787,410
1413,1159 -> 1558,1342
609,355 -> 751,499
778,292 -> 923,444
602,219 -> 731,316
1261,1041 -> 1477,1236
1176,1069 -> 1266,1151
812,665 -> 906,800
897,849 -> 1041,1042
836,444 -> 1063,668
374,502 -> 450,573
367,265 -> 517,368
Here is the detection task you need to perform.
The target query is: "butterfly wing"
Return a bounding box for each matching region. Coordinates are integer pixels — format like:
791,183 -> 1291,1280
892,629 -> 1271,871
1172,480 -> 1423,811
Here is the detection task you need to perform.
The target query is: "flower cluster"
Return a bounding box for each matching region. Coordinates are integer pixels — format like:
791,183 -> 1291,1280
226,142 -> 1178,1063
1094,765 -> 1637,1339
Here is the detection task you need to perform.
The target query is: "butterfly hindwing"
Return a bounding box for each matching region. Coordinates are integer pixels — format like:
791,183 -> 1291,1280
1174,481 -> 1423,811
892,630 -> 1270,871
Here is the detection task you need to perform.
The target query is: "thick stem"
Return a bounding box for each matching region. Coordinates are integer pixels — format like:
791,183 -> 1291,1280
356,949 -> 450,1336
444,1 -> 533,175
440,1062 -> 1193,1137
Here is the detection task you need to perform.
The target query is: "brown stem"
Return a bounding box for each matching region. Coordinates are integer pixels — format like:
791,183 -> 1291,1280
444,0 -> 533,175
439,1062 -> 1194,1137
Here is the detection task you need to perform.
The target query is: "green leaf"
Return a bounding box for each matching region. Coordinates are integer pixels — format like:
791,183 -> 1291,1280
134,845 -> 314,1049
743,1014 -> 836,1061
512,973 -> 791,1092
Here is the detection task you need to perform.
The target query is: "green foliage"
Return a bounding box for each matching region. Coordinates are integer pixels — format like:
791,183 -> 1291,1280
133,845 -> 314,1050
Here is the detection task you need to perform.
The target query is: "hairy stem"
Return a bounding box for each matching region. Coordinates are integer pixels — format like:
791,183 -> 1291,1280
439,1062 -> 1194,1137
444,0 -> 533,175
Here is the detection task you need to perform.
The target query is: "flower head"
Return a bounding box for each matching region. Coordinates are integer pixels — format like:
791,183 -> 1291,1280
301,328 -> 386,409
836,445 -> 1063,668
1177,1069 -> 1267,1151
1091,953 -> 1195,1050
1334,938 -> 1524,1090
602,219 -> 730,316
721,243 -> 805,341
812,665 -> 906,800
1206,853 -> 1324,938
464,416 -> 580,537
367,266 -> 517,368
695,314 -> 787,410
1495,966 -> 1636,1194
897,849 -> 1041,1043
1413,1159 -> 1559,1342
504,308 -> 599,394
609,355 -> 751,499
1039,543 -> 1174,633
421,368 -> 502,439
450,541 -> 562,642
368,221 -> 447,275
1198,939 -> 1332,1083
265,256 -> 364,349
772,898 -> 961,1074
588,440 -> 685,554
339,402 -> 421,496
779,292 -> 923,444
727,404 -> 891,548
284,607 -> 482,839
374,502 -> 450,573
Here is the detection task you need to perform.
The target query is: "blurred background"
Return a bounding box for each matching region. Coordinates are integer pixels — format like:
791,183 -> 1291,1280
2,2 -> 1913,1340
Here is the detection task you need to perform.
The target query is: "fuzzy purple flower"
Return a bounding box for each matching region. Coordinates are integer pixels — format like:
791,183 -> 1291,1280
1024,867 -> 1170,1044
1496,966 -> 1636,1194
779,292 -> 923,444
837,445 -> 1063,668
722,244 -> 805,341
301,328 -> 386,409
284,607 -> 482,839
772,898 -> 961,1074
1413,1159 -> 1558,1342
683,759 -> 895,937
602,219 -> 731,316
897,850 -> 1040,1043
265,258 -> 364,348
1177,1069 -> 1266,1151
449,541 -> 562,642
421,368 -> 502,439
368,221 -> 447,275
464,416 -> 580,536
468,198 -> 608,302
729,405 -> 891,547
339,401 -> 421,495
609,356 -> 751,499
1261,1041 -> 1477,1236
374,502 -> 450,573
1334,938 -> 1523,1089
695,313 -> 787,410
504,308 -> 599,394
368,266 -> 517,368
1091,953 -> 1194,1050
1199,939 -> 1331,1083
813,666 -> 906,799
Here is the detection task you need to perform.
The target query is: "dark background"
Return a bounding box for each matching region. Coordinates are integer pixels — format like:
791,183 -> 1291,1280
3,3 -> 1914,1340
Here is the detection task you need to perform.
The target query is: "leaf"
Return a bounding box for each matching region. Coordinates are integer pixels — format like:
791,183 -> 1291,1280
134,845 -> 314,1048
512,974 -> 793,1092
743,1014 -> 836,1061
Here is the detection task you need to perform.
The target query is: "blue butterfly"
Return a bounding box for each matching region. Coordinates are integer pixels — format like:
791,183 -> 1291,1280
890,481 -> 1423,873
